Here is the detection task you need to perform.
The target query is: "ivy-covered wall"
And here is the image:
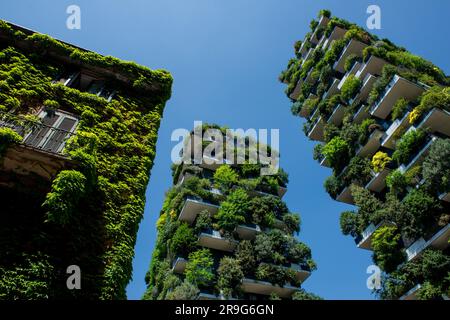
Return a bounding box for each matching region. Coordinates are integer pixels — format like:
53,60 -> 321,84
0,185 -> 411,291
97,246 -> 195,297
280,10 -> 449,299
0,21 -> 172,299
143,124 -> 320,300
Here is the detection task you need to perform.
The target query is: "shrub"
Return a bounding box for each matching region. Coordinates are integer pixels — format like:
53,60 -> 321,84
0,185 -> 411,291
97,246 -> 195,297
416,282 -> 444,300
371,151 -> 392,173
391,98 -> 409,120
340,211 -> 361,237
43,170 -> 86,225
235,240 -> 256,275
392,129 -> 427,165
313,144 -> 324,162
248,195 -> 287,227
292,289 -> 323,300
215,188 -> 248,232
341,75 -> 361,102
185,249 -> 214,287
344,54 -> 359,72
322,136 -> 351,172
324,174 -> 343,199
318,9 -> 331,18
166,280 -> 199,300
217,257 -> 243,297
283,212 -> 301,234
386,169 -> 408,196
344,156 -> 371,186
0,127 -> 22,156
372,226 -> 405,273
213,165 -> 239,192
194,210 -> 213,234
169,223 -> 197,257
286,240 -> 313,266
254,229 -> 286,264
351,185 -> 383,223
422,138 -> 450,193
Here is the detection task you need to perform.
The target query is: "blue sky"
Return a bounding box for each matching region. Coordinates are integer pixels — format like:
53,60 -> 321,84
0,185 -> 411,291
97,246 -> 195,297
1,0 -> 449,300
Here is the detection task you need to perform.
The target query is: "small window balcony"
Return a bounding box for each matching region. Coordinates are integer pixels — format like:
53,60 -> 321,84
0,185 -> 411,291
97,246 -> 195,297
348,73 -> 378,106
398,134 -> 437,174
439,191 -> 450,203
171,257 -> 188,274
405,224 -> 450,262
370,75 -> 426,119
197,229 -> 238,252
333,39 -> 368,74
365,168 -> 392,193
352,104 -> 370,124
235,223 -> 262,240
178,196 -> 219,225
327,104 -> 346,126
337,61 -> 362,90
307,113 -> 326,142
381,111 -> 412,150
321,26 -> 347,51
241,278 -> 299,298
322,78 -> 340,101
355,55 -> 387,80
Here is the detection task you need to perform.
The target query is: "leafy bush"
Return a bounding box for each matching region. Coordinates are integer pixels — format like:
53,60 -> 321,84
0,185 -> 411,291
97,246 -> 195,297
392,129 -> 427,165
344,156 -> 372,186
185,249 -> 214,287
0,127 -> 23,156
391,98 -> 409,120
213,165 -> 239,192
340,211 -> 361,237
367,65 -> 397,106
166,280 -> 199,300
194,210 -> 213,234
217,257 -> 243,298
322,136 -> 351,172
215,188 -> 248,232
371,151 -> 392,173
43,170 -> 86,225
169,223 -> 197,257
235,240 -> 256,275
372,226 -> 405,273
386,170 -> 408,196
248,195 -> 287,227
341,75 -> 361,102
324,174 -> 343,199
344,54 -> 359,72
422,138 -> 450,193
283,212 -> 301,234
292,289 -> 323,300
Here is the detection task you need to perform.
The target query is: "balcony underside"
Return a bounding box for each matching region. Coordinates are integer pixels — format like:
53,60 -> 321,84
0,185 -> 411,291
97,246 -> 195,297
241,278 -> 298,298
322,26 -> 347,50
365,168 -> 391,193
1,144 -> 74,182
356,129 -> 384,158
336,185 -> 354,205
371,76 -> 425,119
400,284 -> 421,300
381,112 -> 411,150
172,257 -> 187,274
351,74 -> 377,105
440,191 -> 450,203
417,108 -> 450,136
235,224 -> 261,240
406,224 -> 450,262
198,231 -> 238,252
308,118 -> 325,142
178,198 -> 219,224
356,56 -> 387,80
334,39 -> 368,73
328,104 -> 346,126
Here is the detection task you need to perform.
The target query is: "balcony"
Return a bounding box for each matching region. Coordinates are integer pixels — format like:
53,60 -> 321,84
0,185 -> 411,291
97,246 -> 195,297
288,263 -> 311,283
406,224 -> 450,261
370,75 -> 426,119
337,61 -> 362,90
172,257 -> 187,274
356,128 -> 384,158
356,221 -> 393,250
197,292 -> 237,300
299,94 -> 318,118
355,55 -> 387,80
307,115 -> 326,142
322,78 -> 340,100
399,284 -> 422,300
241,278 -> 299,298
352,104 -> 370,124
336,185 -> 354,205
199,155 -> 233,171
289,78 -> 304,100
0,110 -> 77,181
198,229 -> 238,252
327,104 -> 346,126
178,197 -> 219,225
321,26 -> 347,51
333,39 -> 368,74
348,73 -> 377,106
416,108 -> 450,137
310,15 -> 330,44
399,135 -> 437,174
235,223 -> 261,240
381,111 -> 412,150
439,191 -> 450,203
365,168 -> 391,193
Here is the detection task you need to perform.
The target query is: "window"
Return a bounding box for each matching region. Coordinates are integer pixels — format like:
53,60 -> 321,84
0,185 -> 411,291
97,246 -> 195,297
23,109 -> 79,154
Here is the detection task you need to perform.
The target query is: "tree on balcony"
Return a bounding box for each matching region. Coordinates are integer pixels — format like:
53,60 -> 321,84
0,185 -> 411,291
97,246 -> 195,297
185,249 -> 214,287
372,226 -> 405,273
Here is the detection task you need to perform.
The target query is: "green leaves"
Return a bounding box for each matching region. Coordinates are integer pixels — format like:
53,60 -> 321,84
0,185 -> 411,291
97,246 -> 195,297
215,189 -> 249,232
0,127 -> 23,156
185,249 -> 214,287
322,136 -> 351,172
341,74 -> 361,102
392,129 -> 427,165
371,226 -> 405,273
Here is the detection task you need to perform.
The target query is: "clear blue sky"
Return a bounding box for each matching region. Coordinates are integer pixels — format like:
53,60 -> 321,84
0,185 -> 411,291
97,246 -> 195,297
1,0 -> 449,300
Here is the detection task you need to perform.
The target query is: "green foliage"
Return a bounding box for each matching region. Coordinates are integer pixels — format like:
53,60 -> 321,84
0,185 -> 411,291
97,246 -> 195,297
169,223 -> 197,257
217,257 -> 243,298
213,165 -> 239,192
386,170 -> 408,196
392,129 -> 427,165
235,240 -> 256,275
422,138 -> 450,193
340,211 -> 360,237
367,65 -> 397,106
0,127 -> 23,156
283,213 -> 301,234
324,174 -> 343,199
371,151 -> 392,173
43,170 -> 87,225
185,249 -> 214,287
344,54 -> 359,72
166,280 -> 199,300
215,188 -> 248,232
391,98 -> 409,120
372,226 -> 405,273
322,136 -> 350,172
292,289 -> 323,300
248,195 -> 287,228
318,9 -> 331,18
341,75 -> 361,102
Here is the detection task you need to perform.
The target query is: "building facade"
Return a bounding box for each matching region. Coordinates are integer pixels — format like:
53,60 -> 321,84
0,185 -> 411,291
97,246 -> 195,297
0,21 -> 172,299
280,10 -> 450,300
144,124 -> 319,300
